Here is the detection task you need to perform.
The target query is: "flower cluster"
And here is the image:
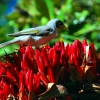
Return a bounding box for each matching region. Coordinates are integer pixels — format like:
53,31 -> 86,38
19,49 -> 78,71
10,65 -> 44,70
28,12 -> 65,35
0,39 -> 99,100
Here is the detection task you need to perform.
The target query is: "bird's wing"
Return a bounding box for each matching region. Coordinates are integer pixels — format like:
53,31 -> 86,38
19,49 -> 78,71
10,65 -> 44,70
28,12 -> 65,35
7,26 -> 53,37
36,26 -> 53,36
7,28 -> 40,37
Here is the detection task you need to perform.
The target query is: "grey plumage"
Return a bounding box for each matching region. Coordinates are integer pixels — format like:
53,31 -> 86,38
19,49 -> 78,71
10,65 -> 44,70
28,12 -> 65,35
0,19 -> 68,48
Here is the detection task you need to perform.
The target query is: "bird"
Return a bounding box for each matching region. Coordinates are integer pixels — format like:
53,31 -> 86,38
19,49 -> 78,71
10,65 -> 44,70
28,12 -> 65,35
0,19 -> 68,48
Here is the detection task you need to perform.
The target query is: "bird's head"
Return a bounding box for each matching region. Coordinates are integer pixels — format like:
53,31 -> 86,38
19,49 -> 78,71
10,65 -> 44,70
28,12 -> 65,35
47,19 -> 68,31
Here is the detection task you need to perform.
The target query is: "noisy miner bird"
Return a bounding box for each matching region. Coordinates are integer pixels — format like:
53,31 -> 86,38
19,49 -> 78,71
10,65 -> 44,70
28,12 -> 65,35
0,19 -> 68,48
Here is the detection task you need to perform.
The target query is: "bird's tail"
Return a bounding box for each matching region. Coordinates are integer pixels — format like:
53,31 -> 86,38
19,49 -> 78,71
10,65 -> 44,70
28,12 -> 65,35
0,40 -> 18,48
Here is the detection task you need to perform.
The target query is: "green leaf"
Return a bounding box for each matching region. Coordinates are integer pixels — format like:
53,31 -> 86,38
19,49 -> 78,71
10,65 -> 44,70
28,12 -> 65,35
35,0 -> 50,19
43,0 -> 54,19
74,24 -> 97,36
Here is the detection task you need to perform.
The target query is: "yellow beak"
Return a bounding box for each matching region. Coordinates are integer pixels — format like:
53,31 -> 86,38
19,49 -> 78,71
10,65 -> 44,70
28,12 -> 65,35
60,25 -> 69,31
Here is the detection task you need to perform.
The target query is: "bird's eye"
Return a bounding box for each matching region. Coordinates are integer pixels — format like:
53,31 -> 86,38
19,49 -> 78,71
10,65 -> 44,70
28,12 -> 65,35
57,21 -> 63,25
56,20 -> 63,28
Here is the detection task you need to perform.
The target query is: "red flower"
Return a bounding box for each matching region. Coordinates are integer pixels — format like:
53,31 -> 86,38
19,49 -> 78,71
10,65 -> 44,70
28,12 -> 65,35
0,39 -> 99,99
69,39 -> 84,72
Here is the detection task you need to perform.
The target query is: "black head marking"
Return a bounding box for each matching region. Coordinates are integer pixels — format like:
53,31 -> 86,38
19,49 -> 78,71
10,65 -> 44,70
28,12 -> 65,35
56,20 -> 64,28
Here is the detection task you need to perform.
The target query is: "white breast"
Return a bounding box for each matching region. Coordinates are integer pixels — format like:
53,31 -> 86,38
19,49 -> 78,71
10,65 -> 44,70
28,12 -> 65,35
32,33 -> 57,46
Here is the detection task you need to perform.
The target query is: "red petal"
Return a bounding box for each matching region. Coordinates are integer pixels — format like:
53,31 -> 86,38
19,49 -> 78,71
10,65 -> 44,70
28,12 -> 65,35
36,50 -> 45,72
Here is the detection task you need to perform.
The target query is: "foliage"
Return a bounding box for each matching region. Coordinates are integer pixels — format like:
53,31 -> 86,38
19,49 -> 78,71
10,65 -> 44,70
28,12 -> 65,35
0,0 -> 100,55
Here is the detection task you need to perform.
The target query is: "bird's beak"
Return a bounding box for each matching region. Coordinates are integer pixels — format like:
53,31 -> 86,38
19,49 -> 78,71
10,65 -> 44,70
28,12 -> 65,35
60,25 -> 69,31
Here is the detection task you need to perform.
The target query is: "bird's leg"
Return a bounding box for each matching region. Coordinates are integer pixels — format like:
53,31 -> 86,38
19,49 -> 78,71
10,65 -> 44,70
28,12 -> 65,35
20,44 -> 27,48
43,43 -> 50,49
35,45 -> 40,50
